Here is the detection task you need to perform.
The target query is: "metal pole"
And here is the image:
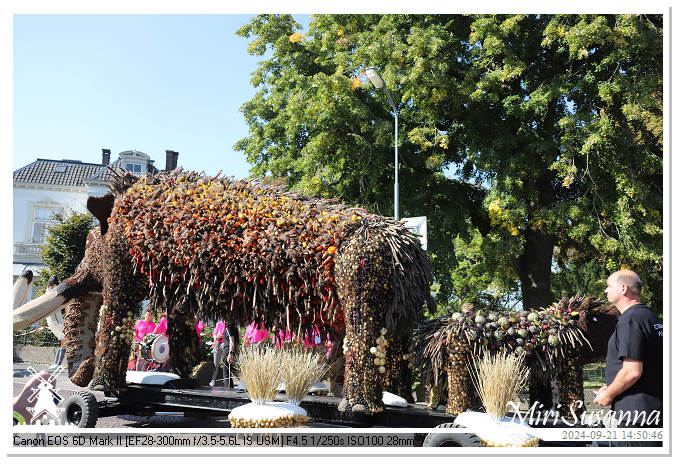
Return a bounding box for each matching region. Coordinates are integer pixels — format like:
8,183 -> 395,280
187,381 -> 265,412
383,87 -> 399,221
394,111 -> 399,220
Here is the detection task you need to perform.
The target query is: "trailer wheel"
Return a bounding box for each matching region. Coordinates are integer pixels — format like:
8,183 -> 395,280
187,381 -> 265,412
422,423 -> 483,447
61,391 -> 98,428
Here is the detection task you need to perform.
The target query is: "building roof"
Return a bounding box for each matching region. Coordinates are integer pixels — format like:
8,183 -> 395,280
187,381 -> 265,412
13,157 -> 160,187
13,159 -> 106,186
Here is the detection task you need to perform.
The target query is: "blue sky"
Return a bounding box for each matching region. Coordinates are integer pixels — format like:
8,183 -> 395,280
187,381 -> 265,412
13,14 -> 310,179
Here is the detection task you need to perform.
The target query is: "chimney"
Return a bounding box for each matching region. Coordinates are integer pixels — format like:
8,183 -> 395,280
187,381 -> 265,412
165,150 -> 178,171
102,149 -> 111,166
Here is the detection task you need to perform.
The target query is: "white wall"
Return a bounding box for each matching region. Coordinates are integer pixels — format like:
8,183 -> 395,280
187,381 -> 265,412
13,185 -> 89,244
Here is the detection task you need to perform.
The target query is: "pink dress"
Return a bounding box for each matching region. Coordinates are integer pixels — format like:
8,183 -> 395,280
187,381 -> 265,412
196,320 -> 205,342
276,327 -> 333,357
244,322 -> 269,345
153,317 -> 167,335
135,320 -> 156,342
213,321 -> 225,343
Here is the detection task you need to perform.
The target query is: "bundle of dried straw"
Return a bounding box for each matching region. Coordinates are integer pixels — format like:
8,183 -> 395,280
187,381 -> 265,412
236,345 -> 282,405
469,350 -> 530,421
279,345 -> 329,405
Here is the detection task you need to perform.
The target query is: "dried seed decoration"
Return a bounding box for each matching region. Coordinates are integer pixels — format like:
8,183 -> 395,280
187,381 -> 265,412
109,169 -> 373,338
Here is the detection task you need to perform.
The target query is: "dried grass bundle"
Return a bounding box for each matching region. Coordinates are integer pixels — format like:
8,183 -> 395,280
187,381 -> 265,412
279,345 -> 329,405
236,345 -> 282,405
470,350 -> 529,421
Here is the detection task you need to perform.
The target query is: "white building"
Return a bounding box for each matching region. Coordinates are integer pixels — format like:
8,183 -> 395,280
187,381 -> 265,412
13,149 -> 179,296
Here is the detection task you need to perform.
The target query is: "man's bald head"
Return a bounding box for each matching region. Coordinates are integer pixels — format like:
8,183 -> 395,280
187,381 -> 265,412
610,270 -> 643,298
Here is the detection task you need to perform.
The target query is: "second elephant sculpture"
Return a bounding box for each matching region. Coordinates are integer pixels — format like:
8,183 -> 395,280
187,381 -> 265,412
13,169 -> 434,414
416,295 -> 620,418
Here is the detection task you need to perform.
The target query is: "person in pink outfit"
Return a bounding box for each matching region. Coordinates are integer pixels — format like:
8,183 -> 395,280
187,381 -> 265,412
135,310 -> 156,342
152,313 -> 168,335
244,321 -> 269,345
196,319 -> 205,343
134,310 -> 156,371
276,326 -> 333,358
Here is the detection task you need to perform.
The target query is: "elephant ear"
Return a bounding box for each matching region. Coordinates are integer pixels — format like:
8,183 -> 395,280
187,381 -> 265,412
87,193 -> 115,236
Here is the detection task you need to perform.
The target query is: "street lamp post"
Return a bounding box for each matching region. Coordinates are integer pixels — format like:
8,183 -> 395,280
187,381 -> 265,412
365,67 -> 400,220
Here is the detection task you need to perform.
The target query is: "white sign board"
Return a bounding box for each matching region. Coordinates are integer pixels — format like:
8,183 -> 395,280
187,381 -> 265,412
401,216 -> 427,250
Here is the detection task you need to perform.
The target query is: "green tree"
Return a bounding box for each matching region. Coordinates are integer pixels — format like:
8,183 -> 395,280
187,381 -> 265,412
37,211 -> 97,292
235,14 -> 663,314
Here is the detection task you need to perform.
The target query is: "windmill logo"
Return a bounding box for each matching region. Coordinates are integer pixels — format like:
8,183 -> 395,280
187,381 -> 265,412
24,366 -> 65,425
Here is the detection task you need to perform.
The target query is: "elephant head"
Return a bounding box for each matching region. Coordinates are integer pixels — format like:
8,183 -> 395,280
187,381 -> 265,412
12,194 -> 135,388
575,300 -> 620,364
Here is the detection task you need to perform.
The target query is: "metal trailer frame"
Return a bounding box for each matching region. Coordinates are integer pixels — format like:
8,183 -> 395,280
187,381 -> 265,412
60,377 -> 593,447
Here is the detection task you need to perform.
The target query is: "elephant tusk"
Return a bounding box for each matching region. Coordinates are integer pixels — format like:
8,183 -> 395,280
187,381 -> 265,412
12,270 -> 33,310
13,289 -> 68,331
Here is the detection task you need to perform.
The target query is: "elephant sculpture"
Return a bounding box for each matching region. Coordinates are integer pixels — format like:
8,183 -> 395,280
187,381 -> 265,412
415,295 -> 620,418
13,169 -> 433,414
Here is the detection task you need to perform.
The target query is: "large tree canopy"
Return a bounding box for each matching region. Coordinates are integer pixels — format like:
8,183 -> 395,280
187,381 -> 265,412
235,14 -> 663,314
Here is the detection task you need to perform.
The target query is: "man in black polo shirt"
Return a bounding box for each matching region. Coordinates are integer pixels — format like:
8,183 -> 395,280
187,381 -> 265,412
594,270 -> 663,447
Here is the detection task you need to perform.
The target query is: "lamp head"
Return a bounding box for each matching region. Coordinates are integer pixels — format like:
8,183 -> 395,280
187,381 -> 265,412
365,67 -> 385,89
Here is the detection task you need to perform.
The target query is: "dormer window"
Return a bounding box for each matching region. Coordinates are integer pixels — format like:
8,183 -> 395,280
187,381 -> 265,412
54,164 -> 67,173
125,163 -> 142,173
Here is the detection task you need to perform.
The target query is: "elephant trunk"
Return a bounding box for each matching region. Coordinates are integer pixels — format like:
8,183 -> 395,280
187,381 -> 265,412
46,312 -> 65,342
63,293 -> 102,387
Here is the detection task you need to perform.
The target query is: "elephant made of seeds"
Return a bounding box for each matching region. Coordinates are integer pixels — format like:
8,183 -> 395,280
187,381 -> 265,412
416,295 -> 620,418
13,169 -> 434,413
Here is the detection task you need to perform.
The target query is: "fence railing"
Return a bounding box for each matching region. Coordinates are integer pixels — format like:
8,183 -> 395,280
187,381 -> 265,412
13,328 -> 60,348
583,362 -> 606,387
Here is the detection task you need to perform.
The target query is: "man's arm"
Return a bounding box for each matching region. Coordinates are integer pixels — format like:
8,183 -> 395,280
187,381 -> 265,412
593,358 -> 643,406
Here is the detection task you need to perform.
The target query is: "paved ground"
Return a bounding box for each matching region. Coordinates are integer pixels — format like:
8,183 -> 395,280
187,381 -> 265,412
13,361 -> 610,428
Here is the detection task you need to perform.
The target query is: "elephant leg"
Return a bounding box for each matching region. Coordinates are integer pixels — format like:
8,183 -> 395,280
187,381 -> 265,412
63,294 -> 102,387
445,338 -> 476,415
334,232 -> 396,415
383,336 -> 414,402
427,384 -> 442,409
557,351 -> 585,419
90,303 -> 136,391
167,303 -> 203,378
90,225 -> 148,392
528,364 -> 554,411
338,303 -> 384,414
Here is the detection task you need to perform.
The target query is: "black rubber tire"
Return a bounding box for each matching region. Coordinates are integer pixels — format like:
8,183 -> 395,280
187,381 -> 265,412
60,391 -> 98,428
422,423 -> 483,447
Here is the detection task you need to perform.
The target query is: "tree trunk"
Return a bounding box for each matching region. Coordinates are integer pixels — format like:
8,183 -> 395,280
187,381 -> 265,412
518,227 -> 554,311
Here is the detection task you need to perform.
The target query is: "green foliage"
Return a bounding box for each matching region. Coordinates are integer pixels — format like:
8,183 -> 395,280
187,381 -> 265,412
447,228 -> 521,311
552,258 -> 609,300
37,211 -> 97,293
235,14 -> 663,314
